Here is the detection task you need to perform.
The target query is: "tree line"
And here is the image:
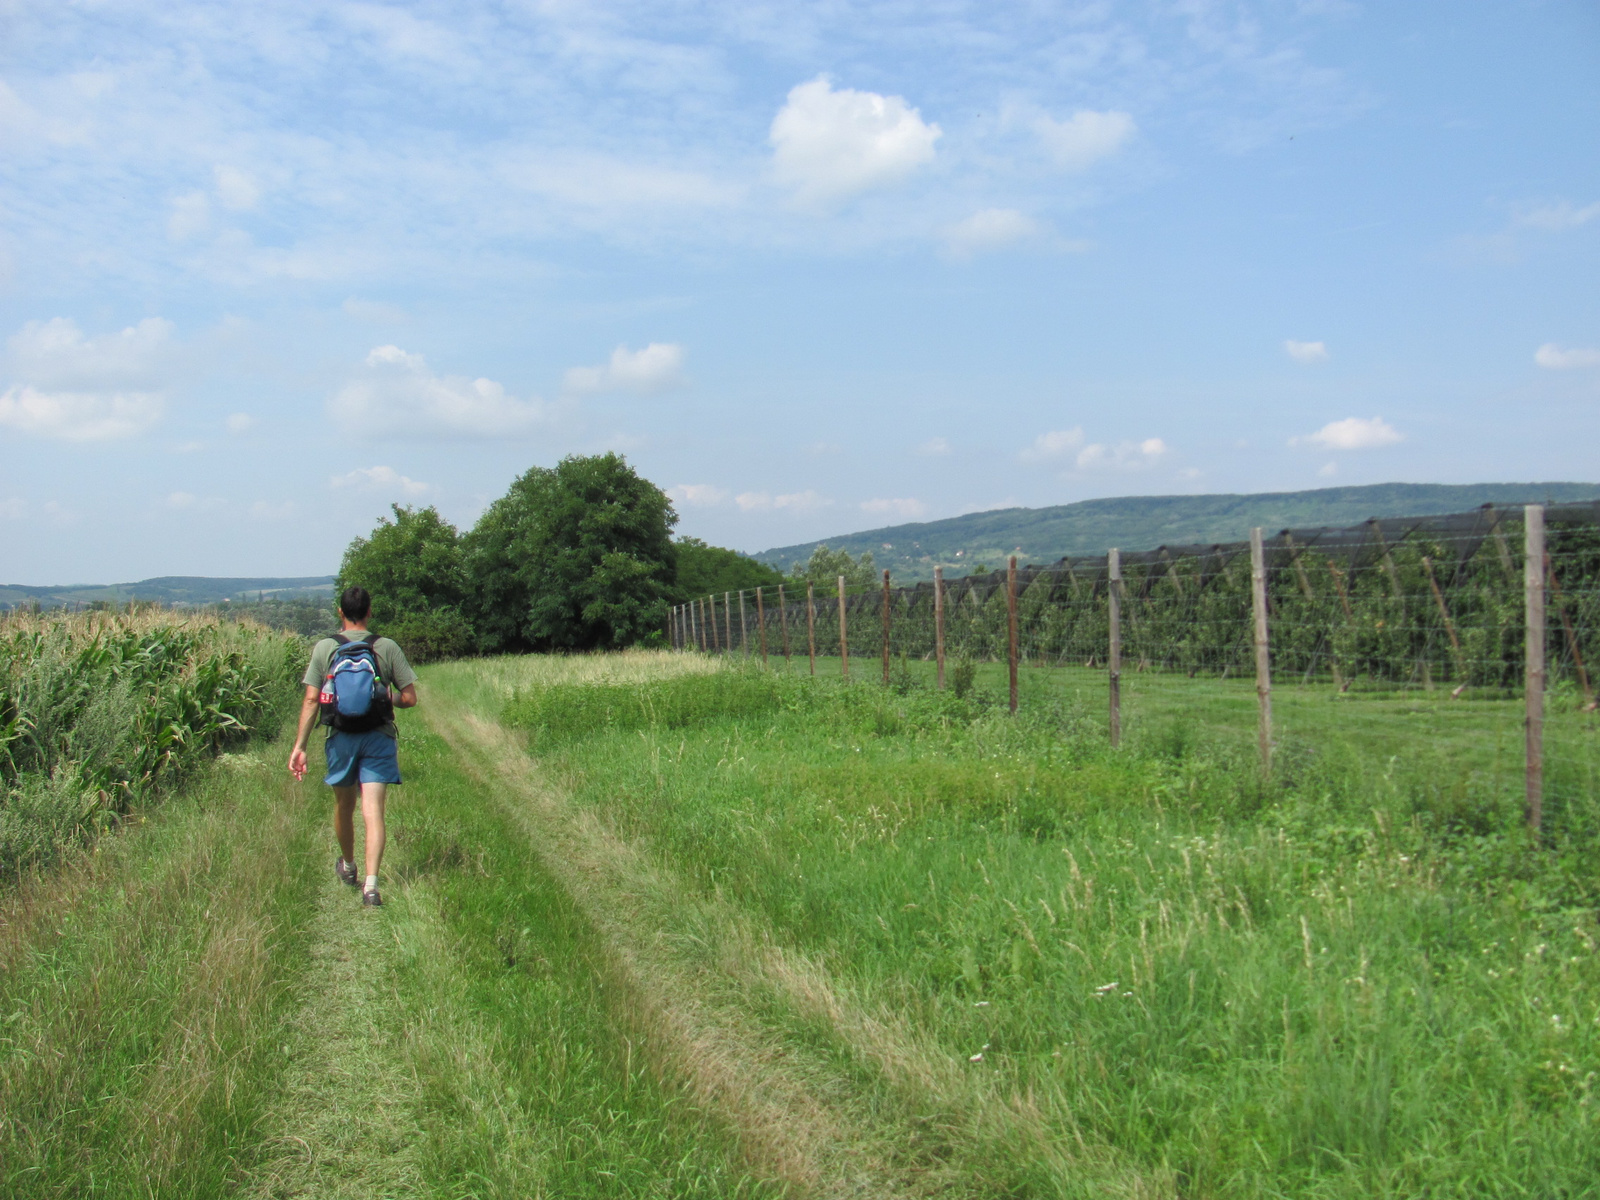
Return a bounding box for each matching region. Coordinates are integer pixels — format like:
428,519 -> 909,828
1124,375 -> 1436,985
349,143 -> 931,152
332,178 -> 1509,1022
336,453 -> 878,662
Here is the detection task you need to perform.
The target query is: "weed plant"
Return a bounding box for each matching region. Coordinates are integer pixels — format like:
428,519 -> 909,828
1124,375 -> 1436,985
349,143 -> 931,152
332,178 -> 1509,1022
505,667 -> 779,746
449,651 -> 1600,1195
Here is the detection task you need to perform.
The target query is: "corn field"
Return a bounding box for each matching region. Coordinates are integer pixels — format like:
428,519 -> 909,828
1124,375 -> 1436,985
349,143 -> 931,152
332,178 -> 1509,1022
0,608 -> 304,874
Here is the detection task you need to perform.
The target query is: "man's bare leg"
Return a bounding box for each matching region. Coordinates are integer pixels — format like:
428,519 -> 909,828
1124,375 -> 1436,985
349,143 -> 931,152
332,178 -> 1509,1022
333,785 -> 359,864
360,782 -> 387,880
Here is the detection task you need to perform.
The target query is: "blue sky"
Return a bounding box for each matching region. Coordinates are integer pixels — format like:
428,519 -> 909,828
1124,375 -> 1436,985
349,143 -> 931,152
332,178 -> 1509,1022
1,1 -> 1596,582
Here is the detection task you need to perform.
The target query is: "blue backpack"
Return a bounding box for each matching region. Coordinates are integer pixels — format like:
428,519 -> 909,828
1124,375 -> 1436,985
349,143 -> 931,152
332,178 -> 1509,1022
318,633 -> 394,733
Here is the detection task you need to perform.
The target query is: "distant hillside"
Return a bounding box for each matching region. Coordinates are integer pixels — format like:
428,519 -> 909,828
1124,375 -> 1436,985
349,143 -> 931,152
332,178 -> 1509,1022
752,483 -> 1600,582
0,576 -> 336,610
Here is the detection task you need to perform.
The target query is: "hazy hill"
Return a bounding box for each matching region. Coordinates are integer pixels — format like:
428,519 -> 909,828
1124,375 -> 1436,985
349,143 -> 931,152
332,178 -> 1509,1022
0,576 -> 336,610
751,482 -> 1600,581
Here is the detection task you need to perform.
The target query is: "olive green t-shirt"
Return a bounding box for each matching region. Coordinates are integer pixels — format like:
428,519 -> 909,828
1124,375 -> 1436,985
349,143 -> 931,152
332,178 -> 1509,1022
303,633 -> 417,738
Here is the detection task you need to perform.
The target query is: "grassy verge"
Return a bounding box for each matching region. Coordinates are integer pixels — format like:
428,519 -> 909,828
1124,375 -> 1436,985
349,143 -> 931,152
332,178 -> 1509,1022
427,650 -> 1600,1197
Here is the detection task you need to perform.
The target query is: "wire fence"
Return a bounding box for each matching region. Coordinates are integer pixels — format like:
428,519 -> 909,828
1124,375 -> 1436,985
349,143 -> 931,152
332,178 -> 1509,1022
671,501 -> 1600,836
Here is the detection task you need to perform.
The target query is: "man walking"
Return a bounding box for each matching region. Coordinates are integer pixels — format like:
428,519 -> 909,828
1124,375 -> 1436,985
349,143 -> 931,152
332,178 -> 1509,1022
288,586 -> 418,906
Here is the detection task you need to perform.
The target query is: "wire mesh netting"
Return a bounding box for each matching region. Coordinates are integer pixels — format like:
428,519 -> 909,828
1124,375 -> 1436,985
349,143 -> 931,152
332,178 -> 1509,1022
672,501 -> 1600,833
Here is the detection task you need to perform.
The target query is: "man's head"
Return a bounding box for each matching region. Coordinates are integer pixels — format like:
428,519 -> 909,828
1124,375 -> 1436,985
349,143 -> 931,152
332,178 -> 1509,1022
338,586 -> 372,623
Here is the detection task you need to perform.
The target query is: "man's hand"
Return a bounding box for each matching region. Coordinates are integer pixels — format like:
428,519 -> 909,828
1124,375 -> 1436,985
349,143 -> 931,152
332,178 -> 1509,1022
289,746 -> 308,781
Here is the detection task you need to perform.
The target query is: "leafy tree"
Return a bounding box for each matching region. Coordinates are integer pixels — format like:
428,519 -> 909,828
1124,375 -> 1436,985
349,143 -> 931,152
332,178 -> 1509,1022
463,453 -> 677,651
337,504 -> 473,661
789,544 -> 878,590
674,537 -> 786,600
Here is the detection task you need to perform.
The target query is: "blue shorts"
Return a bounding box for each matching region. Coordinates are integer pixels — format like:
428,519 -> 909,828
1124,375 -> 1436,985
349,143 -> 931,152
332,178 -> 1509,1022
323,730 -> 403,787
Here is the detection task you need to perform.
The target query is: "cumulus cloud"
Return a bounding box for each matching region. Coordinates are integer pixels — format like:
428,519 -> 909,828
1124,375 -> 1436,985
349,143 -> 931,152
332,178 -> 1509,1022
1292,416 -> 1402,450
1534,343 -> 1600,369
861,497 -> 927,519
770,76 -> 941,206
1034,109 -> 1136,170
735,489 -> 831,512
563,343 -> 685,395
330,465 -> 431,496
915,436 -> 951,456
1075,437 -> 1168,471
0,316 -> 173,440
1019,427 -> 1086,463
942,208 -> 1041,258
1284,339 -> 1329,363
331,345 -> 552,438
667,483 -> 728,507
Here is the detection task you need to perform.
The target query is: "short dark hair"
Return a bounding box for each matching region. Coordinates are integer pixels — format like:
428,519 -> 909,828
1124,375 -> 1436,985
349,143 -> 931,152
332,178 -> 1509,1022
339,586 -> 372,621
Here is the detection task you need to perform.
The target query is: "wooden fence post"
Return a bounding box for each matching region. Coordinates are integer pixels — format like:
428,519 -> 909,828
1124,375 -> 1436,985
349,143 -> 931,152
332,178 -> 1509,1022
1007,555 -> 1019,713
1108,548 -> 1122,747
723,592 -> 733,654
807,582 -> 817,675
738,590 -> 748,655
838,575 -> 849,678
1525,504 -> 1546,835
698,597 -> 708,651
881,570 -> 892,685
1250,527 -> 1273,774
934,566 -> 946,690
777,584 -> 791,664
756,587 -> 768,666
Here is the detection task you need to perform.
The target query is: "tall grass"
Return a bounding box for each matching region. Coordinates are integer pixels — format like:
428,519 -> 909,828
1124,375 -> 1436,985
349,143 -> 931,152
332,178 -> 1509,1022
452,653 -> 1600,1195
0,608 -> 303,874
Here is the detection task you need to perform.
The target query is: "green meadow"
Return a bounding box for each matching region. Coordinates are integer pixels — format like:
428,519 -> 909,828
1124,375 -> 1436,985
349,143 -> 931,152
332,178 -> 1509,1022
4,637 -> 1598,1196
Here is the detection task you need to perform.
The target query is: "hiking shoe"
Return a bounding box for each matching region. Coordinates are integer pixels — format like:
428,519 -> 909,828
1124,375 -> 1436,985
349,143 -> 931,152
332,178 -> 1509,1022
335,858 -> 359,887
362,886 -> 383,907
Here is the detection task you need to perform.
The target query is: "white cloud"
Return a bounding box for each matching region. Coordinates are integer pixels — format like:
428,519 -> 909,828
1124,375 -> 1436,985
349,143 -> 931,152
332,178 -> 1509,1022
1535,343 -> 1600,369
166,491 -> 196,509
1034,109 -> 1136,170
1075,437 -> 1168,471
0,317 -> 174,441
942,208 -> 1041,258
770,76 -> 941,206
1514,201 -> 1600,232
330,465 -> 431,496
1292,416 -> 1403,450
214,166 -> 260,211
1019,427 -> 1085,463
225,412 -> 257,435
1318,462 -> 1338,477
7,316 -> 173,389
331,345 -> 552,438
861,497 -> 927,520
563,342 -> 685,395
667,483 -> 728,507
0,386 -> 163,440
915,436 -> 951,456
168,191 -> 210,241
735,489 -> 831,513
1284,339 -> 1329,363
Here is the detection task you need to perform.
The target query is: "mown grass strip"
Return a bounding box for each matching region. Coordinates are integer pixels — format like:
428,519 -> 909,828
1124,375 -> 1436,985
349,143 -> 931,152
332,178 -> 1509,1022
0,735 -> 323,1200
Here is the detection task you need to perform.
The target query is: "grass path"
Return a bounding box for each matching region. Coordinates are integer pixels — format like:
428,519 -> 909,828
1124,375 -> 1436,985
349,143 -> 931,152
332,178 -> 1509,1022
241,871 -> 427,1199
422,676 -> 1136,1197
